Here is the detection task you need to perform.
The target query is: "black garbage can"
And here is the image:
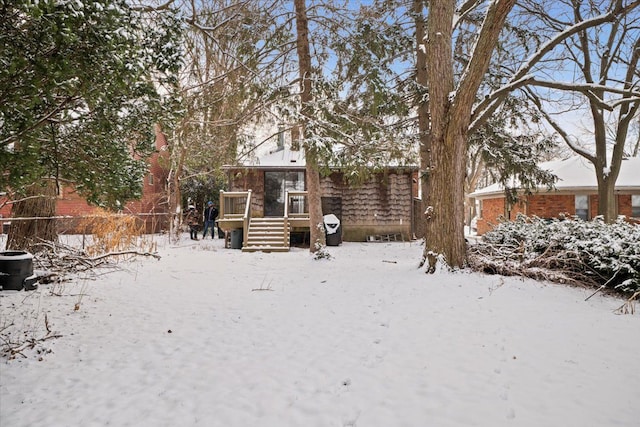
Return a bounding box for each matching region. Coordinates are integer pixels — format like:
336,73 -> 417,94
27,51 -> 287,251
230,229 -> 243,249
323,214 -> 342,246
0,251 -> 38,291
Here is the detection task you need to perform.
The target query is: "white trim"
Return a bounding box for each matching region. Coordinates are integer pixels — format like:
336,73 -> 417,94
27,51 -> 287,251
470,156 -> 640,199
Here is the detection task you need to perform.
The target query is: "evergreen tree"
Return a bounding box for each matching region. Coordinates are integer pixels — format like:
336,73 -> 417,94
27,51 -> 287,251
0,0 -> 182,248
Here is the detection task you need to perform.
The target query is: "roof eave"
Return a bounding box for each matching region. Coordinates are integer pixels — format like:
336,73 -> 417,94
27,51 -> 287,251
470,186 -> 640,199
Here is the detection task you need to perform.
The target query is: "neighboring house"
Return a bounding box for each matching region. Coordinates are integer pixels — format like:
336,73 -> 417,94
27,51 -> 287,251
220,146 -> 419,251
470,156 -> 640,235
0,126 -> 170,234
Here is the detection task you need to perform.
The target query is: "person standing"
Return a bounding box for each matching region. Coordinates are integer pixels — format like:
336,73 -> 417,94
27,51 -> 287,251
185,205 -> 200,240
202,201 -> 219,239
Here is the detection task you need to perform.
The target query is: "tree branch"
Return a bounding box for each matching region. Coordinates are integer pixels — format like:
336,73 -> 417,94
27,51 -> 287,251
523,87 -> 596,163
471,0 -> 640,130
130,1 -> 176,12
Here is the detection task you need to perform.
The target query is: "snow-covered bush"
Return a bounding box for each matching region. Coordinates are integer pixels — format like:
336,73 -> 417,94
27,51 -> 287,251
313,241 -> 333,260
470,214 -> 640,294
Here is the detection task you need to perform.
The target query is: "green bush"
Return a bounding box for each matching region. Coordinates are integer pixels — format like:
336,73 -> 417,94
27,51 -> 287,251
479,215 -> 640,294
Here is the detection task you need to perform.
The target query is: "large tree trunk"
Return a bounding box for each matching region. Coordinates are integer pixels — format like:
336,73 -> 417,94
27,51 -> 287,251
423,129 -> 467,271
167,167 -> 182,242
7,180 -> 58,252
294,0 -> 325,252
421,0 -> 458,271
422,0 -> 515,271
595,138 -> 624,223
595,42 -> 639,223
597,174 -> 617,222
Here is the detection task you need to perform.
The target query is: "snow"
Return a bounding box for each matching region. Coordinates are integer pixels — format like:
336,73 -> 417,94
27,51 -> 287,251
232,145 -> 417,170
249,147 -> 305,168
1,235 -> 639,427
471,156 -> 640,197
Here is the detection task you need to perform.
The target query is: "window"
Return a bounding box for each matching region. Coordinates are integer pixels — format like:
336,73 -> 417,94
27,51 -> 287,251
575,195 -> 589,220
148,174 -> 154,186
264,171 -> 305,216
632,195 -> 640,218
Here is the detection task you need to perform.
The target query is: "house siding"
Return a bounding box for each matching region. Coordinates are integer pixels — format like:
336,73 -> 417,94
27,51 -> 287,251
320,172 -> 414,241
475,193 -> 639,235
226,168 -> 267,217
526,194 -> 575,218
226,168 -> 417,241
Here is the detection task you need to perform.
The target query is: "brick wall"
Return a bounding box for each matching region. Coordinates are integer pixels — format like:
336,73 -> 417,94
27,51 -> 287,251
475,192 -> 640,234
1,128 -> 170,234
619,195 -> 632,217
526,194 -> 575,218
476,198 -> 504,235
227,169 -> 266,216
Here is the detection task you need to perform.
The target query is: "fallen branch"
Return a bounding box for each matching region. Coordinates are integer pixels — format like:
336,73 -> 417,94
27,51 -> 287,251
4,333 -> 63,359
585,270 -> 621,301
614,291 -> 639,315
88,250 -> 161,262
468,245 -> 594,290
28,240 -> 161,282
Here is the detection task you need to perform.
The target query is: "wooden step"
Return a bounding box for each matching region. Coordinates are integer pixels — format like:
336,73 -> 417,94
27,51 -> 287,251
242,245 -> 290,253
242,217 -> 290,252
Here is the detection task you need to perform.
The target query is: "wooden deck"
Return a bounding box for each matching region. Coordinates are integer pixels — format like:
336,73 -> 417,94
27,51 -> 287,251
217,190 -> 310,252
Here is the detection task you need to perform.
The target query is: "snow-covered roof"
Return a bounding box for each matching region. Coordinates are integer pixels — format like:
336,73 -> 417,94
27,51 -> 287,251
255,147 -> 306,168
225,146 -> 418,170
470,156 -> 640,199
222,147 -> 305,170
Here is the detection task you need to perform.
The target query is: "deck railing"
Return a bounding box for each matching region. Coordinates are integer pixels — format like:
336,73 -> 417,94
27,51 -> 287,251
285,190 -> 309,218
219,190 -> 307,248
284,190 -> 308,248
219,190 -> 251,219
219,190 -> 252,244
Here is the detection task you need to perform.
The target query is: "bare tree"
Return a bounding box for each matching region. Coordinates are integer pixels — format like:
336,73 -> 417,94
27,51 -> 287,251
518,0 -> 640,223
411,0 -> 640,271
161,0 -> 289,241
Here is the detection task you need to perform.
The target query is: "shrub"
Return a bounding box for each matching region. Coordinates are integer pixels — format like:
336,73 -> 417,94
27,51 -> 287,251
470,214 -> 640,294
78,209 -> 156,256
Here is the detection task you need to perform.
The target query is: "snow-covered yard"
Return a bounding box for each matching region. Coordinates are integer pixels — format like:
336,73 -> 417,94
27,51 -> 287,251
1,235 -> 638,427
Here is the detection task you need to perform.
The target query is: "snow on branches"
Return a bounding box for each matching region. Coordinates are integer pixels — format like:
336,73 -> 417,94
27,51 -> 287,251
468,214 -> 640,296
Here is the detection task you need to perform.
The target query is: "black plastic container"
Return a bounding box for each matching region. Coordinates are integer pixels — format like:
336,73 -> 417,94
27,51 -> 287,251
0,251 -> 38,291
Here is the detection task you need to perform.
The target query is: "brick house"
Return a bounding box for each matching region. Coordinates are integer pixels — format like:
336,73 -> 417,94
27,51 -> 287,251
469,156 -> 640,235
1,126 -> 170,234
222,146 -> 419,244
